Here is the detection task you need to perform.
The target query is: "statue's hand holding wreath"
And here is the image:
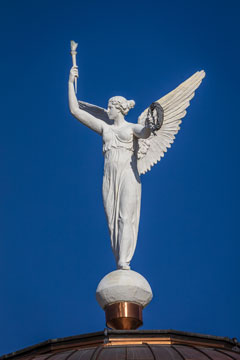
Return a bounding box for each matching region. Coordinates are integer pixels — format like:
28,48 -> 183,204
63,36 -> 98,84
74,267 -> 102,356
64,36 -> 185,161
145,102 -> 164,135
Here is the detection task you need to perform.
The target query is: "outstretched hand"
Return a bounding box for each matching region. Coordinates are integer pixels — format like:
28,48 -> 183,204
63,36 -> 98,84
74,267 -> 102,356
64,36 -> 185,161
69,66 -> 79,83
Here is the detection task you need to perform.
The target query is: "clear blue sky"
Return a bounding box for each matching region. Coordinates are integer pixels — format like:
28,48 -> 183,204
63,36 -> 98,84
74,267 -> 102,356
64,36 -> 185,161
0,0 -> 239,355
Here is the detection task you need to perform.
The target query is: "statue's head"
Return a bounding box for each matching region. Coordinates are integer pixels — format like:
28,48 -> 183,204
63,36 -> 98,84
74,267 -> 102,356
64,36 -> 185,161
108,96 -> 135,120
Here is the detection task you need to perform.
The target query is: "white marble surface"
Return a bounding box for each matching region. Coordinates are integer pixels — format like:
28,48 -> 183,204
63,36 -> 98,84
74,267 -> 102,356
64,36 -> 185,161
68,60 -> 205,271
96,270 -> 153,309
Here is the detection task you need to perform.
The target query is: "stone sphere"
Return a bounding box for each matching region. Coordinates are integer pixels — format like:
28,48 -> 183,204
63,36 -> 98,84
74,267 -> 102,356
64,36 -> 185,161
96,270 -> 153,309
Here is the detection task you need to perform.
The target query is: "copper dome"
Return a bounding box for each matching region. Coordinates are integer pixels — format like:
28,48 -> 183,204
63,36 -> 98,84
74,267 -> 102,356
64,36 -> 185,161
1,330 -> 239,360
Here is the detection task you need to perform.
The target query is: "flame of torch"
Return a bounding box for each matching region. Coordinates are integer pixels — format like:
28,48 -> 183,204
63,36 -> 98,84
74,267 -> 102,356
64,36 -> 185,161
70,40 -> 78,94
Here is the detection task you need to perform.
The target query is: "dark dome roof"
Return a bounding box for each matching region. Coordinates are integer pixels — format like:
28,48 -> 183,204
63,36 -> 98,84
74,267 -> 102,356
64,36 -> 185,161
16,344 -> 240,360
1,330 -> 240,360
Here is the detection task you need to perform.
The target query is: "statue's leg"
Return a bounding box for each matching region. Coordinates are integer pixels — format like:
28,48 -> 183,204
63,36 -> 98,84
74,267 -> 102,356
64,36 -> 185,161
102,167 -> 120,268
117,213 -> 135,270
117,176 -> 141,270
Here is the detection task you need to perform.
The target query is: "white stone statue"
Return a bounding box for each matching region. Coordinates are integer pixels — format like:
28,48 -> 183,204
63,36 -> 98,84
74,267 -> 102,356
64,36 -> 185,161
68,53 -> 205,272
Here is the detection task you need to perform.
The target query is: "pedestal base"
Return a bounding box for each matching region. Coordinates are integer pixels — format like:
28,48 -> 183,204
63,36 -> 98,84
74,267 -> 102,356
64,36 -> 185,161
105,302 -> 143,330
96,270 -> 152,330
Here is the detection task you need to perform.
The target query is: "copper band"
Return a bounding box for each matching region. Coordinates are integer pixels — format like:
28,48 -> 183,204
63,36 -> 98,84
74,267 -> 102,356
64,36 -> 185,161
105,302 -> 143,330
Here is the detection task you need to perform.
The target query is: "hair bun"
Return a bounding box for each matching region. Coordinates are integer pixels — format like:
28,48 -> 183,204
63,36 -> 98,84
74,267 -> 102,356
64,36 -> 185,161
128,100 -> 135,109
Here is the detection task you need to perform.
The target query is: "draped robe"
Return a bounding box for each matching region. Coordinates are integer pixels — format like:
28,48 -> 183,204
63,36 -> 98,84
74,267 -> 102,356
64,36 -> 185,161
102,126 -> 141,269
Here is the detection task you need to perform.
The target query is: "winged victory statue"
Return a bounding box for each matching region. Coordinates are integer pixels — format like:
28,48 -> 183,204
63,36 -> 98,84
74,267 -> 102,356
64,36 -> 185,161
68,42 -> 205,272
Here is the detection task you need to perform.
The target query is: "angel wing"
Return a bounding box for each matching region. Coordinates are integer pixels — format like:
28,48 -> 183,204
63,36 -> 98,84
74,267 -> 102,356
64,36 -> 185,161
137,70 -> 205,175
78,100 -> 113,125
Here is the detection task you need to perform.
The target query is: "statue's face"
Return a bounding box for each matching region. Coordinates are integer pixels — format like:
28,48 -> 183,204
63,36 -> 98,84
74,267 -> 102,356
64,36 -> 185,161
107,102 -> 119,121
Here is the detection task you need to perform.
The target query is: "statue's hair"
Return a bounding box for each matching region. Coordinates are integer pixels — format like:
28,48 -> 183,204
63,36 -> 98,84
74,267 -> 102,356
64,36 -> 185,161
108,96 -> 135,115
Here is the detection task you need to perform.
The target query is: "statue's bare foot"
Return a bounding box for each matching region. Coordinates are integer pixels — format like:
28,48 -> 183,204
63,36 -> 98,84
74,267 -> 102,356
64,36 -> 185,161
118,262 -> 130,270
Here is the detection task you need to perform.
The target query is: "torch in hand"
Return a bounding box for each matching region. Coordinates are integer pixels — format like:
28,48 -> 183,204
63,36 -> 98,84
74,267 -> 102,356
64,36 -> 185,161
70,40 -> 78,94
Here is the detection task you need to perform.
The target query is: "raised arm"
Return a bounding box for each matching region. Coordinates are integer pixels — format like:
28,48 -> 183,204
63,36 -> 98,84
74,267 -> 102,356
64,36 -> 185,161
68,66 -> 106,135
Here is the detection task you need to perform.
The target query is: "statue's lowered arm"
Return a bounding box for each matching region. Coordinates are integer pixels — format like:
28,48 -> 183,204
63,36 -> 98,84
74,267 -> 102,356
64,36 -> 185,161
131,123 -> 151,139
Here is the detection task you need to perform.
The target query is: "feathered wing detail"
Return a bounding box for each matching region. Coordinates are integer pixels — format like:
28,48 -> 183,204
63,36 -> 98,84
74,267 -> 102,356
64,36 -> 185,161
137,70 -> 205,175
78,100 -> 113,125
